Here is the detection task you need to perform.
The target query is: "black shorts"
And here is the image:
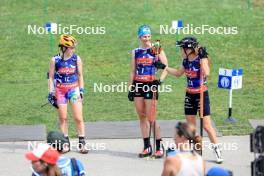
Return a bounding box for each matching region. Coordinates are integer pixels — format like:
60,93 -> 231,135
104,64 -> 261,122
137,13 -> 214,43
133,81 -> 159,100
184,91 -> 210,116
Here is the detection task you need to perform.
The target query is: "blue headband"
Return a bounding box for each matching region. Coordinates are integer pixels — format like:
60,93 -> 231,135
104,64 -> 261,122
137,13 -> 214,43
138,25 -> 151,38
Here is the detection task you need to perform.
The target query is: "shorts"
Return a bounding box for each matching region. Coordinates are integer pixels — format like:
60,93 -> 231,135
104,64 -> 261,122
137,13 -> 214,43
133,81 -> 159,100
56,86 -> 81,104
184,90 -> 210,116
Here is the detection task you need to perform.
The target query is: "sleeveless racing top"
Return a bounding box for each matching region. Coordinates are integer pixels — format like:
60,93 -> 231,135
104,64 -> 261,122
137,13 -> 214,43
177,153 -> 203,176
133,48 -> 156,82
54,54 -> 78,85
182,56 -> 206,89
167,150 -> 203,176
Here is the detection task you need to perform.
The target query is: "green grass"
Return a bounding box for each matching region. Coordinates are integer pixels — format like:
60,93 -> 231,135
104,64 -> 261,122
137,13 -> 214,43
0,0 -> 263,136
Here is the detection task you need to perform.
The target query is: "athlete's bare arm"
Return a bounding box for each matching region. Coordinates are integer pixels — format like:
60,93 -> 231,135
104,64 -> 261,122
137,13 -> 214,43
161,157 -> 179,176
128,50 -> 135,88
201,58 -> 210,77
203,160 -> 206,175
166,65 -> 185,77
159,50 -> 168,81
48,57 -> 55,93
77,56 -> 84,88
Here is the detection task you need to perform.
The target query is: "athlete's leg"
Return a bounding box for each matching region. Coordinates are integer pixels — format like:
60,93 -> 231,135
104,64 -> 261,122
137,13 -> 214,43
203,116 -> 217,144
145,97 -> 163,158
202,91 -> 223,163
56,87 -> 69,136
145,93 -> 164,158
69,88 -> 88,154
185,92 -> 197,127
135,97 -> 153,157
145,99 -> 161,140
66,87 -> 85,136
201,91 -> 217,144
72,101 -> 88,154
134,97 -> 148,138
71,101 -> 85,136
204,115 -> 223,163
58,104 -> 68,135
186,115 -> 197,126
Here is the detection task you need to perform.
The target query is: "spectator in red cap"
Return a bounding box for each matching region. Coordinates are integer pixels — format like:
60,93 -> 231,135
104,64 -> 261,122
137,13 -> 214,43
25,143 -> 61,176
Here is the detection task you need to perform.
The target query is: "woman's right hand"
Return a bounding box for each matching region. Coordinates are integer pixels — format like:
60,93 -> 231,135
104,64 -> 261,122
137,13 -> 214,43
48,92 -> 59,109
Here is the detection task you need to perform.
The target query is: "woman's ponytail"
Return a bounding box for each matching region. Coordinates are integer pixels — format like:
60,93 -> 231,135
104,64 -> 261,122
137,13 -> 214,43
193,135 -> 202,154
176,122 -> 202,154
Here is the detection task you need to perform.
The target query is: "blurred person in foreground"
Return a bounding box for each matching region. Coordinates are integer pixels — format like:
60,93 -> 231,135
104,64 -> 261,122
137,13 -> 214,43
25,143 -> 61,176
47,131 -> 86,176
161,122 -> 205,176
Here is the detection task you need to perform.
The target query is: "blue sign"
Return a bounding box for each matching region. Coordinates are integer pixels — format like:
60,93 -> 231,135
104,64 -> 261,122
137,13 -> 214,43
45,22 -> 57,33
232,69 -> 243,76
45,23 -> 51,32
218,76 -> 232,89
172,20 -> 183,29
218,68 -> 243,90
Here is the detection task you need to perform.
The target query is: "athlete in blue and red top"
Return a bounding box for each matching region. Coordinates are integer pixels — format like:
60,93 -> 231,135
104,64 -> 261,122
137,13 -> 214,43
156,36 -> 223,163
182,54 -> 207,91
133,47 -> 157,82
128,25 -> 168,158
48,34 -> 88,154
